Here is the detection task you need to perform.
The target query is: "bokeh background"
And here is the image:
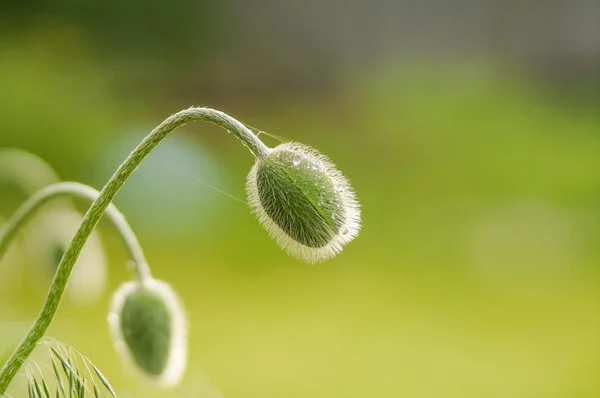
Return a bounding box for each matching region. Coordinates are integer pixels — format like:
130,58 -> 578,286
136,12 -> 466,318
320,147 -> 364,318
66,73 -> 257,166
1,1 -> 599,397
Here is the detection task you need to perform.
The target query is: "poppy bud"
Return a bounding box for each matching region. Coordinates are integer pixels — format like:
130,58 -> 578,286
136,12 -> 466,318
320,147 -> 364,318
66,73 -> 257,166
108,278 -> 187,388
26,208 -> 107,304
246,142 -> 361,263
0,216 -> 23,292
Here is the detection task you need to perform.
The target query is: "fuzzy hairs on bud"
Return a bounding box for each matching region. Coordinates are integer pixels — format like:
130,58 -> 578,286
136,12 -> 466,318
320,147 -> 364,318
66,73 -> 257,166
108,278 -> 187,388
246,142 -> 361,263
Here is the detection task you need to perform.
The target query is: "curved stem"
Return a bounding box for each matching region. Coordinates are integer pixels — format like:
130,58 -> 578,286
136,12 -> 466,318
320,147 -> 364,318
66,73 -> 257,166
0,107 -> 269,393
0,181 -> 151,283
0,148 -> 61,195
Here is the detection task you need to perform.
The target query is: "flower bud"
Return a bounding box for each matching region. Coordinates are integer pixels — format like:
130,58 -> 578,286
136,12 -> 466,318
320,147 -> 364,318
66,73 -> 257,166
25,208 -> 107,304
0,216 -> 24,292
108,278 -> 187,388
246,142 -> 361,263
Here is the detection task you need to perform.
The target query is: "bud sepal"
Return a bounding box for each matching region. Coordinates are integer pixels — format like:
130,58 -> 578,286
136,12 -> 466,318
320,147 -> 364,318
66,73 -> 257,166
246,142 -> 361,263
108,278 -> 187,388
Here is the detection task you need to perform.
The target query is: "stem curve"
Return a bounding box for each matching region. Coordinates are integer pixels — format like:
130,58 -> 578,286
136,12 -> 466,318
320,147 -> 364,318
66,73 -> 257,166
0,107 -> 268,393
0,181 -> 151,283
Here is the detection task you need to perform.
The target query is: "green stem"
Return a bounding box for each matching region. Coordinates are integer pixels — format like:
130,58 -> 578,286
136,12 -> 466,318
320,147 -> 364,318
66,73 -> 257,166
0,181 -> 151,284
0,107 -> 269,394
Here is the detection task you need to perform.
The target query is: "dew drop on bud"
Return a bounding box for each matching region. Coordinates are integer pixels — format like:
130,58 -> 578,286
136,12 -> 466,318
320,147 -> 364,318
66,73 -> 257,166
246,142 -> 361,263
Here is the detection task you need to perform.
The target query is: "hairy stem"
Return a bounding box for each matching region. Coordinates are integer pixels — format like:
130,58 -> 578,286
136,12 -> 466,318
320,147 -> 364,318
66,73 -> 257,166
0,181 -> 151,283
0,107 -> 268,393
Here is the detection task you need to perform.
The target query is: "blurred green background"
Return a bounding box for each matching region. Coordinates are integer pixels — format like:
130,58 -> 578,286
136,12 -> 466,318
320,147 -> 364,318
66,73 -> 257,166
1,1 -> 599,397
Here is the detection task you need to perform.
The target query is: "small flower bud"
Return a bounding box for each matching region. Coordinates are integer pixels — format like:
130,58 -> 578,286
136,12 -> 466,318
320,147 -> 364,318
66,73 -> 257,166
0,216 -> 24,292
108,278 -> 187,388
25,208 -> 107,304
246,142 -> 361,263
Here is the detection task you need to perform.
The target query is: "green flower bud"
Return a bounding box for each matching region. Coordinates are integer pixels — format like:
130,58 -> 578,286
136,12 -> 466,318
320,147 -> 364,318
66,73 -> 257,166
246,142 -> 361,263
0,216 -> 24,292
108,278 -> 187,388
26,208 -> 107,304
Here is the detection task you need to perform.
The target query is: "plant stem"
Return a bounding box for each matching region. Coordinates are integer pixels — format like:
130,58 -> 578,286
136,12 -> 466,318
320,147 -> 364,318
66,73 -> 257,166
0,181 -> 151,284
0,107 -> 269,394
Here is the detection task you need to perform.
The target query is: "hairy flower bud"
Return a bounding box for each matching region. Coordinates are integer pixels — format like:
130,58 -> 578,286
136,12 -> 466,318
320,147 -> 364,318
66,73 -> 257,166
108,278 -> 187,388
246,142 -> 361,263
26,208 -> 107,304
